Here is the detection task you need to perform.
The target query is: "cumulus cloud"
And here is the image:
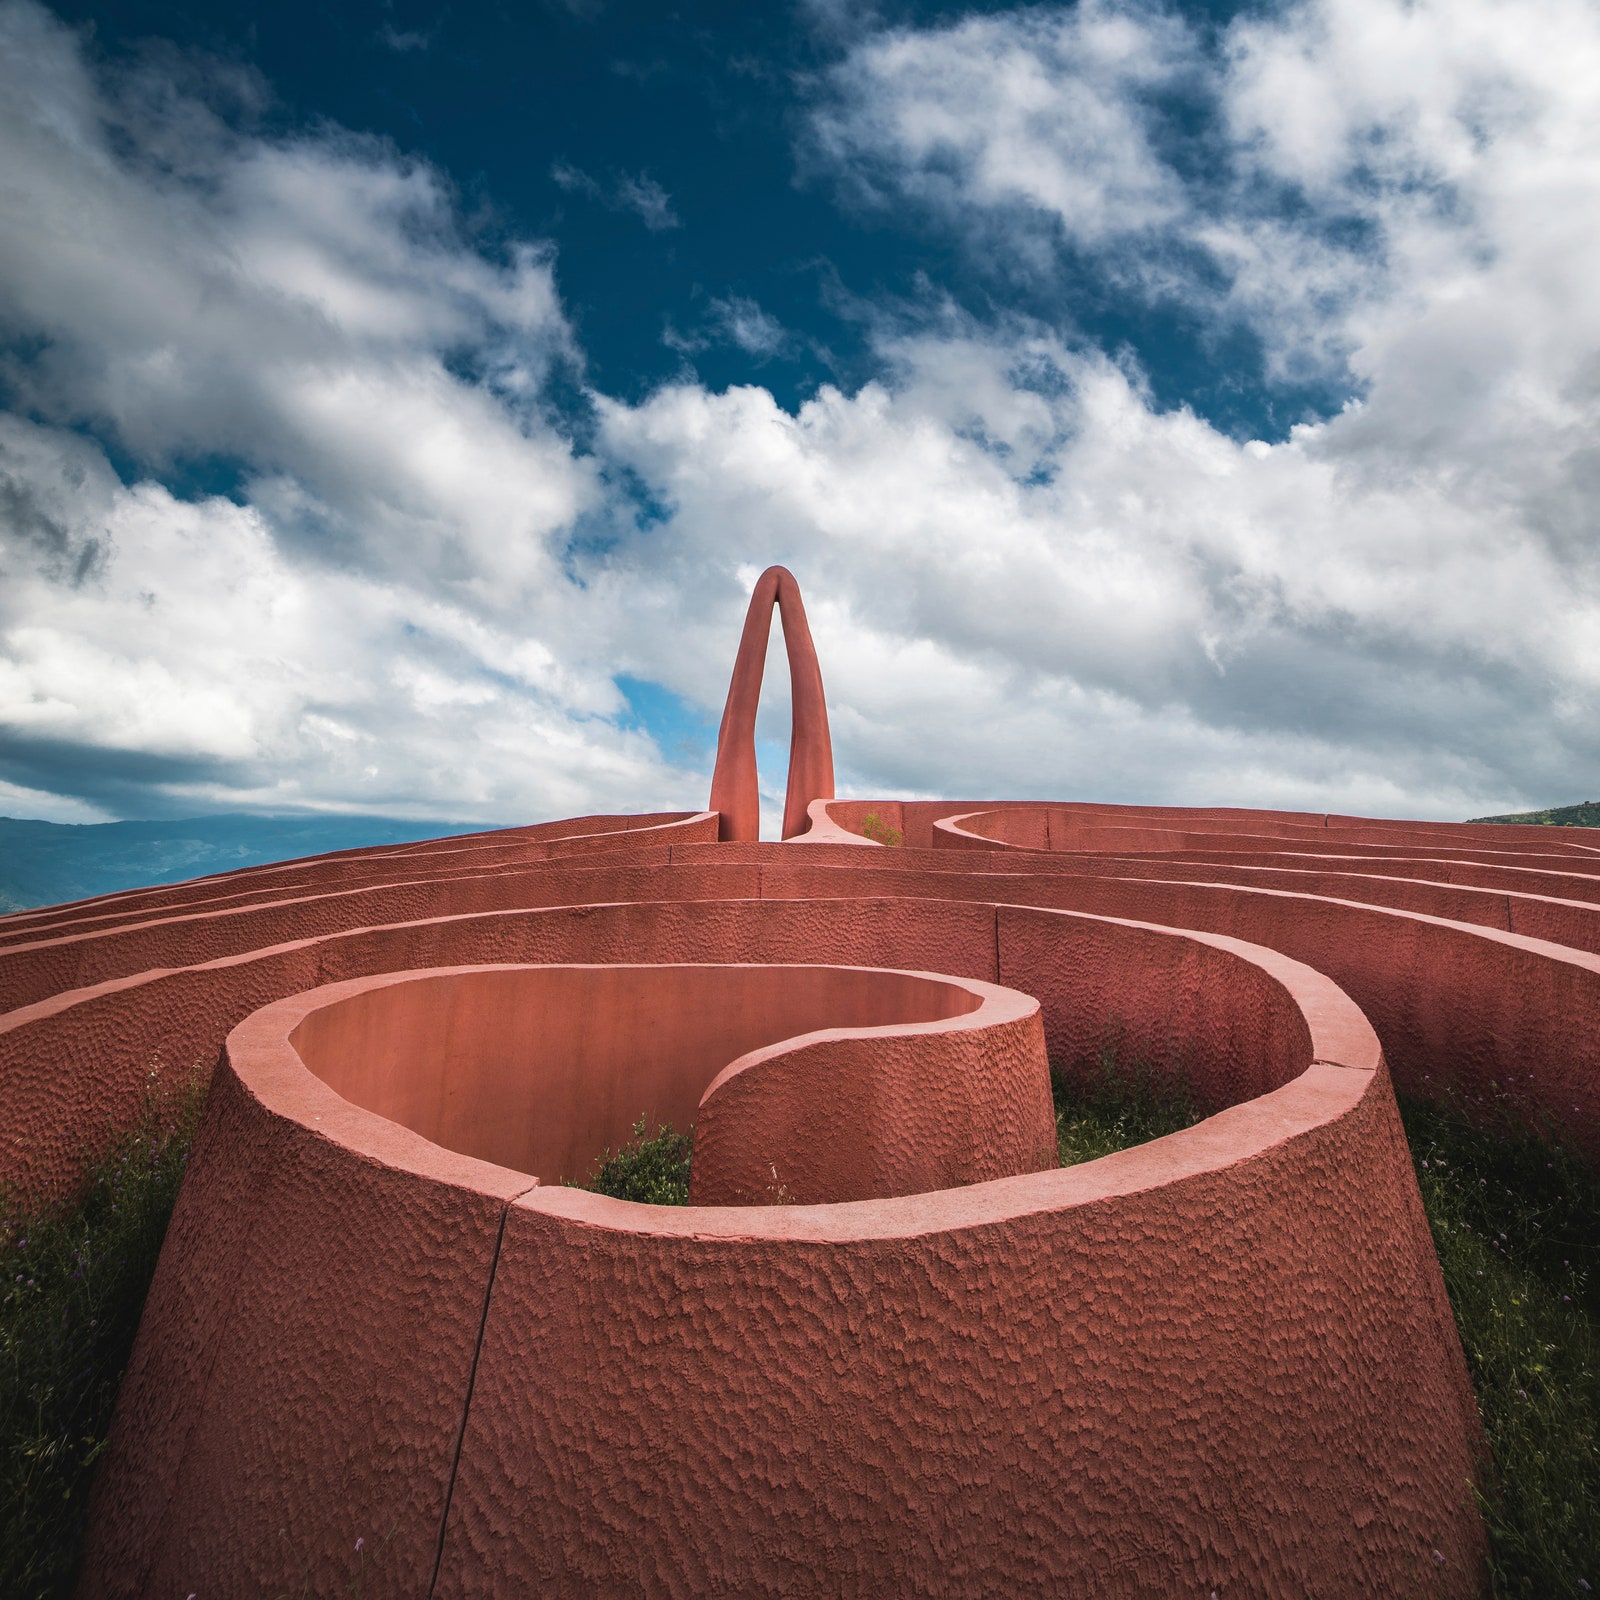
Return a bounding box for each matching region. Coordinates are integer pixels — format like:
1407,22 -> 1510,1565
598,320 -> 1599,817
762,0 -> 1600,811
809,0 -> 1195,248
663,295 -> 794,363
0,0 -> 695,820
810,0 -> 1600,395
2,0 -> 1598,829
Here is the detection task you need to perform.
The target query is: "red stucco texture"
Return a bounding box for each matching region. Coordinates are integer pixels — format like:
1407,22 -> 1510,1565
6,797 -> 1600,1595
6,575 -> 1595,1594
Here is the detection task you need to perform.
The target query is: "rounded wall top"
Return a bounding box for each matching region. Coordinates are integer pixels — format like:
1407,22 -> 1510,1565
261,962 -> 1013,1195
221,928 -> 1380,1238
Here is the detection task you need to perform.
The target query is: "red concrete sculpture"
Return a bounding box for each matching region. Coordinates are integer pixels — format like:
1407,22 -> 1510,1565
10,570 -> 1600,1594
707,565 -> 834,840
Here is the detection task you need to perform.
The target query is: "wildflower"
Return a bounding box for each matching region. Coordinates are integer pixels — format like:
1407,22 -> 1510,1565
1433,1550 -> 1446,1566
356,1538 -> 364,1553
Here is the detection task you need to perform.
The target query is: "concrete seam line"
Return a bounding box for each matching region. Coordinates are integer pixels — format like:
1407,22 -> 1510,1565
427,1188 -> 527,1597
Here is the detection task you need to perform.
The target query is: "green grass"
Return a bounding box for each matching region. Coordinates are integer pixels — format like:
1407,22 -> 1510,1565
579,1117 -> 693,1205
1052,1046 -> 1202,1166
1055,1055 -> 1599,1597
861,811 -> 903,847
1,1075 -> 206,1600
1470,800 -> 1600,828
1399,1091 -> 1600,1598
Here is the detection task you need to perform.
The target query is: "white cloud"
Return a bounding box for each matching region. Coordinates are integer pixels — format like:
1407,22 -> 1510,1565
377,22 -> 433,53
0,414 -> 688,820
597,317 -> 1600,817
0,2 -> 591,607
551,160 -> 680,230
664,296 -> 794,362
810,0 -> 1193,247
3,0 -> 1599,830
710,296 -> 789,359
752,0 -> 1600,812
614,173 -> 680,231
0,1 -> 695,820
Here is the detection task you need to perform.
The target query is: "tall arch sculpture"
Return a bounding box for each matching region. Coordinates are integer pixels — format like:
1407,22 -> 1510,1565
707,565 -> 835,841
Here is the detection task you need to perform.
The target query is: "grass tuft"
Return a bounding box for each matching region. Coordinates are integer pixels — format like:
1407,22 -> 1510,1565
1,1074 -> 207,1600
861,812 -> 903,847
1051,1045 -> 1201,1167
579,1117 -> 693,1205
1399,1091 -> 1600,1598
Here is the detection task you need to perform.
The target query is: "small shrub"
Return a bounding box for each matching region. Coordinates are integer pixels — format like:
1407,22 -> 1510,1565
1051,1044 -> 1199,1167
580,1118 -> 692,1205
1,1073 -> 207,1599
861,811 -> 903,848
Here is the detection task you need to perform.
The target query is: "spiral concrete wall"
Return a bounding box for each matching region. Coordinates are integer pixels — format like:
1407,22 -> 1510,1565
11,791 -> 1595,1594
68,890 -> 1480,1597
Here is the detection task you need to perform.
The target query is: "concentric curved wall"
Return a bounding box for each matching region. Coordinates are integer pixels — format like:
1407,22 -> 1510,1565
4,578 -> 1595,1596
9,795 -> 1595,1594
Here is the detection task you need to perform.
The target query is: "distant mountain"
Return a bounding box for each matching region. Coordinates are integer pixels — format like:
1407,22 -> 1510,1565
1468,801 -> 1600,828
0,814 -> 495,914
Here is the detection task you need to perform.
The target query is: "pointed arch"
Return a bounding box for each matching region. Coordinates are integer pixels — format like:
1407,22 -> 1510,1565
707,566 -> 835,841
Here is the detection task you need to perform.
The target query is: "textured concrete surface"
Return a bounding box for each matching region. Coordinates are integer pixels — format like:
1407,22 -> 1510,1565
76,1004 -> 537,1600
445,1060 -> 1476,1598
62,878 -> 1491,1597
283,961 -> 1052,1199
690,969 -> 1053,1204
12,786 -> 1599,1591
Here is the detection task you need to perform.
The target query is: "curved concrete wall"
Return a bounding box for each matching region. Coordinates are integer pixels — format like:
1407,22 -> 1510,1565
689,968 -> 1052,1204
10,795 -> 1597,1591
75,899 -> 1483,1598
282,962 -> 1054,1203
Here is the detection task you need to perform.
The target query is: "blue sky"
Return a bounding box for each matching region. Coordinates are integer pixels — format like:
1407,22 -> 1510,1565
2,0 -> 1598,830
41,0 -> 1306,433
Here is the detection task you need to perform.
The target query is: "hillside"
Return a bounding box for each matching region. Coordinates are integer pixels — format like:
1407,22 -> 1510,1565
0,814 -> 490,914
1470,801 -> 1600,828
